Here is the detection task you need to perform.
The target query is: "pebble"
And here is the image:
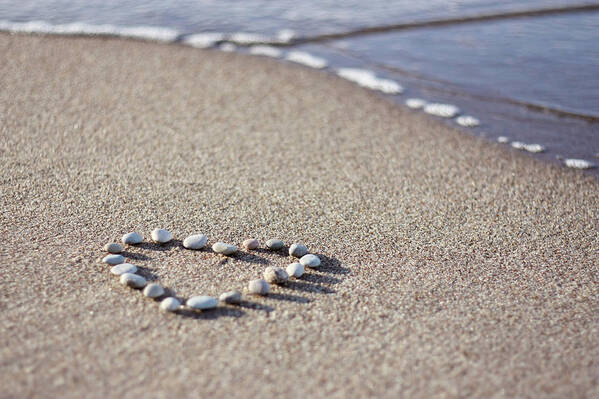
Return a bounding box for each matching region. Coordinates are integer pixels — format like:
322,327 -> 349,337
289,243 -> 308,258
102,254 -> 125,265
497,136 -> 509,144
423,103 -> 460,118
243,239 -> 259,250
266,239 -> 284,250
212,242 -> 238,255
264,266 -> 289,284
121,232 -> 143,245
160,297 -> 181,312
564,158 -> 594,169
186,296 -> 218,310
405,98 -> 427,109
183,234 -> 207,250
110,263 -> 137,276
143,283 -> 165,298
286,262 -> 305,278
219,291 -> 242,304
455,115 -> 480,127
104,243 -> 123,253
151,228 -> 173,244
248,279 -> 270,295
300,254 -> 321,268
119,273 -> 147,289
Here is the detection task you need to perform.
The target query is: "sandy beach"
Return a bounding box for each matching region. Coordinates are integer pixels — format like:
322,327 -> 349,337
0,33 -> 597,398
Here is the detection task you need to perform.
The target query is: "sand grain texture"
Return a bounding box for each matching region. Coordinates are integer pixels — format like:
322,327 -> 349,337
0,34 -> 598,398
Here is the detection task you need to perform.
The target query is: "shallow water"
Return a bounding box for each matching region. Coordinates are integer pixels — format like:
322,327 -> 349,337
1,0 -> 598,172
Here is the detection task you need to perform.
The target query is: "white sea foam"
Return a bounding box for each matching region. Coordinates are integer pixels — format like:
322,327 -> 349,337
455,115 -> 480,127
182,32 -> 224,48
523,143 -> 545,153
423,103 -> 460,118
510,141 -> 526,149
285,51 -> 328,69
405,98 -> 427,109
497,136 -> 509,143
336,68 -> 403,94
276,29 -> 296,43
0,20 -> 179,42
564,159 -> 594,169
229,32 -> 270,44
219,43 -> 237,52
249,45 -> 282,58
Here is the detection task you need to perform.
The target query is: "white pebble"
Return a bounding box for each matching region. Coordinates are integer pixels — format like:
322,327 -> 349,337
497,136 -> 509,144
243,239 -> 259,250
160,297 -> 181,312
289,243 -> 308,258
102,254 -> 125,265
122,232 -> 143,245
186,295 -> 218,310
219,291 -> 242,304
264,266 -> 289,284
511,141 -> 526,150
455,115 -> 480,127
104,243 -> 123,253
212,242 -> 238,255
110,263 -> 137,276
286,262 -> 304,278
151,229 -> 173,244
183,234 -> 207,250
564,159 -> 594,169
266,239 -> 284,250
405,98 -> 427,109
524,144 -> 545,153
248,279 -> 270,295
119,273 -> 147,289
143,283 -> 165,298
423,103 -> 460,118
300,254 -> 321,268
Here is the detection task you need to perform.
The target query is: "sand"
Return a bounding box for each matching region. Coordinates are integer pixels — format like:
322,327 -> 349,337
0,33 -> 597,398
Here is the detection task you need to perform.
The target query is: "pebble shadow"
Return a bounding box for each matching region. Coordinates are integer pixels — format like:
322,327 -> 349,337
137,240 -> 183,252
176,307 -> 246,320
267,292 -> 312,304
285,280 -> 335,294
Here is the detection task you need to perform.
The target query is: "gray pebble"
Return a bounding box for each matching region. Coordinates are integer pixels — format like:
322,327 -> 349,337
151,228 -> 173,244
219,291 -> 242,304
143,283 -> 165,298
243,239 -> 259,250
264,266 -> 289,284
212,242 -> 238,255
110,263 -> 137,276
104,243 -> 123,254
102,254 -> 125,265
119,273 -> 147,289
286,262 -> 305,278
186,295 -> 218,310
289,243 -> 308,258
266,239 -> 284,250
160,297 -> 181,312
248,279 -> 270,295
122,232 -> 143,245
300,254 -> 321,268
183,234 -> 207,250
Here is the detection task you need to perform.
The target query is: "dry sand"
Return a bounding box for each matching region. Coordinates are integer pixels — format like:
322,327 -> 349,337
0,33 -> 597,398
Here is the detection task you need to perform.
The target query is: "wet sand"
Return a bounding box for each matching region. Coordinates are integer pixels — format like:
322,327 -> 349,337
0,33 -> 597,398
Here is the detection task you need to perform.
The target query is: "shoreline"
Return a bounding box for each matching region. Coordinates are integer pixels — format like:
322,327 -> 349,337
1,33 -> 598,398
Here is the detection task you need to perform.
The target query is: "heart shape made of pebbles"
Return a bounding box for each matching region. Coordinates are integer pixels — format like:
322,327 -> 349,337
100,229 -> 347,317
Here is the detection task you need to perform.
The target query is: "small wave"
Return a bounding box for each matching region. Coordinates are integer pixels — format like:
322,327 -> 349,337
405,98 -> 427,109
423,103 -> 460,118
285,51 -> 328,69
336,68 -> 403,94
564,159 -> 594,169
182,32 -> 225,48
455,115 -> 480,127
0,20 -> 179,42
249,45 -> 283,58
